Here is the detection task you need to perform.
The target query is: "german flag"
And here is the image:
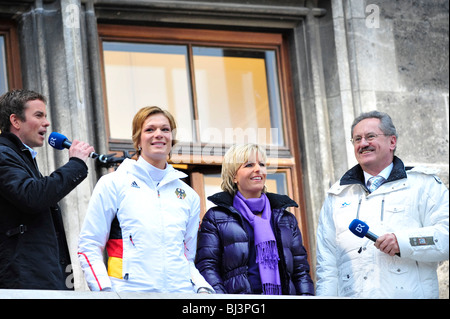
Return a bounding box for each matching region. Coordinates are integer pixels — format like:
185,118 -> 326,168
106,216 -> 123,279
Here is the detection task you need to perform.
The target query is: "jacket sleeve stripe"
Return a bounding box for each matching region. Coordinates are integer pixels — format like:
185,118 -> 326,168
78,252 -> 103,291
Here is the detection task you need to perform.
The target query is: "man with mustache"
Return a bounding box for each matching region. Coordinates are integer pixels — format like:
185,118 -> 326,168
0,89 -> 94,289
315,111 -> 448,298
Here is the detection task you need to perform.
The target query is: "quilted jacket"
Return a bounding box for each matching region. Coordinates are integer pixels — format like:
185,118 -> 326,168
195,191 -> 314,295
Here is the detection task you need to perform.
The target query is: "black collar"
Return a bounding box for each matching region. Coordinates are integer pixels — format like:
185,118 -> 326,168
0,131 -> 40,173
340,156 -> 409,187
0,131 -> 29,152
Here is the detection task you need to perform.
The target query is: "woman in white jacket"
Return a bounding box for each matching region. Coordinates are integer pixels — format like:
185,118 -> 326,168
78,106 -> 213,293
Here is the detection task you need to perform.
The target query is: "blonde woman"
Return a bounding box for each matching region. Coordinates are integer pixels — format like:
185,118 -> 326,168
195,144 -> 314,295
78,106 -> 213,293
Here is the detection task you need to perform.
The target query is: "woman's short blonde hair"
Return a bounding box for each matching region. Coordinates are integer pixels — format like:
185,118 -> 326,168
221,143 -> 267,195
131,106 -> 177,158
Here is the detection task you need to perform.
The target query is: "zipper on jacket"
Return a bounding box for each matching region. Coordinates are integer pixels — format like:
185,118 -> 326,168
358,240 -> 372,255
124,234 -> 136,281
380,197 -> 385,222
356,197 -> 362,219
129,234 -> 135,247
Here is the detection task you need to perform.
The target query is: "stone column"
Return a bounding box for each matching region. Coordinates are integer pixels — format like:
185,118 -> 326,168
19,0 -> 98,290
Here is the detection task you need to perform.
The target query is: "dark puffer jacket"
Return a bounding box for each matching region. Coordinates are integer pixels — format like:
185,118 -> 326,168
195,191 -> 314,295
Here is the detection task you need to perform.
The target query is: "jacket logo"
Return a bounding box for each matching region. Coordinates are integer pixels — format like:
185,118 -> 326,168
131,181 -> 140,188
175,188 -> 186,199
340,202 -> 350,208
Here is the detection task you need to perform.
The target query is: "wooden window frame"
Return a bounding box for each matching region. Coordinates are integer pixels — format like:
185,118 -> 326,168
98,25 -> 295,156
98,24 -> 309,253
0,20 -> 22,91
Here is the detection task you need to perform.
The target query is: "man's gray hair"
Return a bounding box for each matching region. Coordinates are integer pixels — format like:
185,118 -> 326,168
351,110 -> 398,139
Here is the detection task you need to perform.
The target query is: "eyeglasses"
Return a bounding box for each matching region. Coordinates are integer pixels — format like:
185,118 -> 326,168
350,133 -> 388,144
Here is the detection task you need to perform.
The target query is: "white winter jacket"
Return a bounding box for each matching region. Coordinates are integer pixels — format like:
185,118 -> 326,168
78,158 -> 213,293
316,157 -> 449,298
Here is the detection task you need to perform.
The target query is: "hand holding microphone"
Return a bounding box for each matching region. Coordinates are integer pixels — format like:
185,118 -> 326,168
349,219 -> 400,257
48,132 -> 105,163
375,233 -> 400,257
68,139 -> 96,163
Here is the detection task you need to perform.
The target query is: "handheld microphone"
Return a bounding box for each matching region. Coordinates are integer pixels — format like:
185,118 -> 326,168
349,219 -> 400,257
349,219 -> 378,241
48,132 -> 107,163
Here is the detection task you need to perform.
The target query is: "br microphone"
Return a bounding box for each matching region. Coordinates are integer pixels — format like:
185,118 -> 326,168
48,132 -> 107,163
349,219 -> 378,241
348,219 -> 400,257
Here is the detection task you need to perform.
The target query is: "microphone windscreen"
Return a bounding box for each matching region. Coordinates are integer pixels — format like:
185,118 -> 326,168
349,219 -> 369,238
48,132 -> 68,150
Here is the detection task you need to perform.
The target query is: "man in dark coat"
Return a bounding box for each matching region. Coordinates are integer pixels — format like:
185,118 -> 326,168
0,89 -> 94,290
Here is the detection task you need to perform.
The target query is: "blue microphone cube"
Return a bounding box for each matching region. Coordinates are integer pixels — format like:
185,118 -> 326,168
48,132 -> 68,150
349,219 -> 369,238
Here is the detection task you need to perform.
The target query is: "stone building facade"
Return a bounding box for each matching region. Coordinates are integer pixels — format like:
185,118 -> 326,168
0,0 -> 448,297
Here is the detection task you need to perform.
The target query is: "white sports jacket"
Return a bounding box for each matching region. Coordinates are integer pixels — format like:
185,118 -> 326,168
316,157 -> 449,298
78,158 -> 213,293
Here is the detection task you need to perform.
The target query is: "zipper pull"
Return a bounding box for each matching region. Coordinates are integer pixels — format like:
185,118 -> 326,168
356,197 -> 362,219
129,234 -> 135,246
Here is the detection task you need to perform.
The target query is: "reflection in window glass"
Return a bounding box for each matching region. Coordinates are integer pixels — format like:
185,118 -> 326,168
103,42 -> 193,141
203,173 -> 222,212
193,47 -> 284,146
102,42 -> 285,148
0,36 -> 8,95
266,171 -> 287,196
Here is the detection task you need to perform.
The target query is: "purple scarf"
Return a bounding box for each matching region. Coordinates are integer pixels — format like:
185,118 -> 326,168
233,192 -> 281,295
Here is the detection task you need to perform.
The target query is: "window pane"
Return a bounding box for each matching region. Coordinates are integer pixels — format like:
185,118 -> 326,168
103,42 -> 193,141
0,36 -> 8,94
266,171 -> 287,195
203,173 -> 222,212
193,47 -> 284,146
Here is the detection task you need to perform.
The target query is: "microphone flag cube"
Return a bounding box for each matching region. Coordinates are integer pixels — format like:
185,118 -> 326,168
48,132 -> 68,150
349,219 -> 370,238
